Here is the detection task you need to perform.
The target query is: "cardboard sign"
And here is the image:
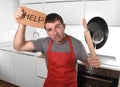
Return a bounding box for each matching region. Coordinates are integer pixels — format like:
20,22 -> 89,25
17,6 -> 46,28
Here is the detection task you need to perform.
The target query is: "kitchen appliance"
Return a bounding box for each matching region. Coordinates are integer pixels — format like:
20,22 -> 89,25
77,55 -> 120,87
77,61 -> 119,87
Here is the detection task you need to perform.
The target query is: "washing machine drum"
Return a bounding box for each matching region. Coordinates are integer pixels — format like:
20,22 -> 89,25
87,17 -> 109,49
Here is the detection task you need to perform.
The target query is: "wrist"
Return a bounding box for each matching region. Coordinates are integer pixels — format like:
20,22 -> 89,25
19,24 -> 26,28
19,24 -> 26,29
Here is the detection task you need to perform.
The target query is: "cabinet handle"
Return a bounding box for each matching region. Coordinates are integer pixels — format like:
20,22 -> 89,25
37,75 -> 46,79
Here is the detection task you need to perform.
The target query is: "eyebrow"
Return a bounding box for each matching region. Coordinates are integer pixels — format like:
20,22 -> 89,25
55,23 -> 63,27
45,22 -> 62,30
46,28 -> 52,31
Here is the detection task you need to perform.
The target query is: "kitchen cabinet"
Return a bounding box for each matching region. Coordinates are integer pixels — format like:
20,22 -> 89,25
13,53 -> 37,87
36,57 -> 47,87
45,0 -> 81,1
36,58 -> 47,78
37,77 -> 45,87
20,0 -> 43,4
21,3 -> 44,12
44,1 -> 84,25
85,0 -> 120,26
20,0 -> 84,25
0,50 -> 15,85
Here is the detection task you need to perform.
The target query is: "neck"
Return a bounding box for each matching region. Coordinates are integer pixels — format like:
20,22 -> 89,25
55,35 -> 67,44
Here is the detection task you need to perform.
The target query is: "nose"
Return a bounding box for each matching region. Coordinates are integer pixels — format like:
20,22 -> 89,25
53,29 -> 57,35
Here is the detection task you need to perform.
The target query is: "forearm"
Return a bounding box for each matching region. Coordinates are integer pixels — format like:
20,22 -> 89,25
14,24 -> 26,50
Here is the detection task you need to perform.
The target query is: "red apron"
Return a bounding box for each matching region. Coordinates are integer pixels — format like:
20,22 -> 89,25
43,35 -> 77,87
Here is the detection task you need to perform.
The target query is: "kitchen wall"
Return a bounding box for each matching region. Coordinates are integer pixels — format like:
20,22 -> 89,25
0,0 -> 19,42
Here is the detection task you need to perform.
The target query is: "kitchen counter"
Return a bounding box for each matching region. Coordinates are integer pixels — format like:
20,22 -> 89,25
0,41 -> 120,71
0,41 -> 42,57
77,60 -> 120,72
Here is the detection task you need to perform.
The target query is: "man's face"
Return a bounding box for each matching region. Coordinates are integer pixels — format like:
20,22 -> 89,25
45,20 -> 65,44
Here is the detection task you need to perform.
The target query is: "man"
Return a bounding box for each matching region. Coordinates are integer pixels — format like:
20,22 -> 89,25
14,7 -> 100,87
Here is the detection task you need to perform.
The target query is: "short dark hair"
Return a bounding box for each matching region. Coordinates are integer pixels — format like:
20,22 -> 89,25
45,13 -> 64,26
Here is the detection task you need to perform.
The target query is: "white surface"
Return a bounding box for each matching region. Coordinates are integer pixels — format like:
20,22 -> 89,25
36,77 -> 45,87
44,1 -> 84,25
0,41 -> 38,56
85,0 -> 120,27
0,41 -> 47,86
20,0 -> 42,4
13,53 -> 37,87
0,50 -> 15,84
0,0 -> 19,42
36,58 -> 47,78
36,57 -> 47,87
45,0 -> 80,1
21,3 -> 44,12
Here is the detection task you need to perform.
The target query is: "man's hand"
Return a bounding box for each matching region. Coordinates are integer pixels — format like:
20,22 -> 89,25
87,56 -> 100,68
14,7 -> 24,23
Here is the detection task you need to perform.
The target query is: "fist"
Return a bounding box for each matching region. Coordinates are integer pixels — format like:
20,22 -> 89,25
87,56 -> 100,68
14,7 -> 23,22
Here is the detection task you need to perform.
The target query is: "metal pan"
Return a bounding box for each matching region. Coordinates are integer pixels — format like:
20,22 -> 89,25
87,17 -> 109,49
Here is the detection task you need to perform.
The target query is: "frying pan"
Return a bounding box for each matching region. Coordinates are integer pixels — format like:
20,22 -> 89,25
87,17 -> 109,49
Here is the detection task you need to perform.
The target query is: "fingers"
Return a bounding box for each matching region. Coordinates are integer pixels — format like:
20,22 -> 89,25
14,7 -> 23,21
92,58 -> 100,68
87,56 -> 100,68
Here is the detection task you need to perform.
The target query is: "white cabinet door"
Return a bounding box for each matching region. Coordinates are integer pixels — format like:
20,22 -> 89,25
0,50 -> 15,84
37,77 -> 45,87
85,0 -> 120,26
13,53 -> 37,87
45,0 -> 80,2
45,1 -> 84,25
22,4 -> 44,12
36,58 -> 47,78
36,58 -> 47,87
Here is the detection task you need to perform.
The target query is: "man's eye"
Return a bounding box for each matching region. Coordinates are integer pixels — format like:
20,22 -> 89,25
56,25 -> 61,29
47,28 -> 52,32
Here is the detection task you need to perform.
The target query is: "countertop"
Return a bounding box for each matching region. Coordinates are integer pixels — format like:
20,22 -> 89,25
0,41 -> 42,57
0,41 -> 120,71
